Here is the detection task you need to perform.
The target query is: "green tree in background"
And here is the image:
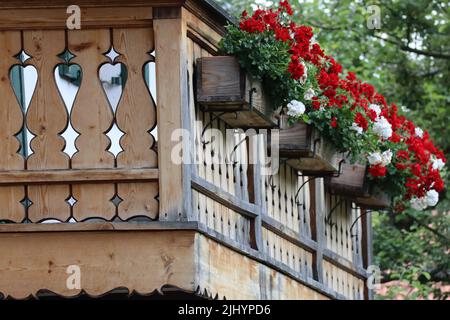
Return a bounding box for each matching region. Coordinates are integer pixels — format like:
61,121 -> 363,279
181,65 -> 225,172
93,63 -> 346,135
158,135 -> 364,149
215,0 -> 449,299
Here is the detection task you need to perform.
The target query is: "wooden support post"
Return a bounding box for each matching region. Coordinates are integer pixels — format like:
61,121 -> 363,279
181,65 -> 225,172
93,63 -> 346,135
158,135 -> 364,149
250,133 -> 263,251
310,178 -> 325,283
361,209 -> 373,300
154,7 -> 192,221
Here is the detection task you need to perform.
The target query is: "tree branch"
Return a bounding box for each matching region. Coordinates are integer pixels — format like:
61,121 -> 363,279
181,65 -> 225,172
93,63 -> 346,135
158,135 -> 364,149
405,213 -> 450,244
371,34 -> 450,60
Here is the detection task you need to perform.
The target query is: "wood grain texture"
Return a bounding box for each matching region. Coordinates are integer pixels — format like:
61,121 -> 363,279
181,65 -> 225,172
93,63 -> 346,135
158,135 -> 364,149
0,168 -> 158,185
196,56 -> 276,128
0,230 -> 196,299
154,16 -> 186,221
0,31 -> 25,222
113,28 -> 158,220
24,30 -> 71,222
69,29 -> 115,221
0,7 -> 153,30
195,233 -> 328,300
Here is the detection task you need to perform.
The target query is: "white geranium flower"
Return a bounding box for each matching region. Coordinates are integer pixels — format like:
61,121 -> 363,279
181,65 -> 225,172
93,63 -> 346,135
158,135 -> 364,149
415,127 -> 424,138
381,150 -> 393,166
425,189 -> 439,207
369,104 -> 381,116
287,100 -> 305,117
373,116 -> 393,139
304,88 -> 315,101
410,197 -> 427,211
368,152 -> 383,165
350,123 -> 363,135
432,157 -> 445,171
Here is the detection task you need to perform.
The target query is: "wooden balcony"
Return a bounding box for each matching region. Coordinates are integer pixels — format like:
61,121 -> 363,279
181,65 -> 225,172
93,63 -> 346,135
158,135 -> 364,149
0,0 -> 373,300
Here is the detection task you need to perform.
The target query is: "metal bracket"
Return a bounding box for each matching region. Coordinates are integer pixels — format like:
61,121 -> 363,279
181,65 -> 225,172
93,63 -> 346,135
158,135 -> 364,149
266,159 -> 288,190
294,176 -> 318,206
248,87 -> 257,111
228,134 -> 248,166
350,209 -> 371,238
312,138 -> 320,157
331,158 -> 346,178
325,199 -> 344,227
200,111 -> 238,147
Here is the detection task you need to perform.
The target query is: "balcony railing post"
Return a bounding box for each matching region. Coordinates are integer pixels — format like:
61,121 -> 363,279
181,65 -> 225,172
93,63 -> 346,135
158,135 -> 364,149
154,7 -> 192,221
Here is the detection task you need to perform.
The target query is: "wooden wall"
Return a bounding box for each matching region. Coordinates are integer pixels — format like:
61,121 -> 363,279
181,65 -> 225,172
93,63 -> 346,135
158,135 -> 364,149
0,1 -> 372,300
183,7 -> 371,300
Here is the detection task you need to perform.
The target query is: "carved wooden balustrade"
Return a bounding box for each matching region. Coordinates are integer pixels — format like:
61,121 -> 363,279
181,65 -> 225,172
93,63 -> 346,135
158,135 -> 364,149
0,0 -> 373,300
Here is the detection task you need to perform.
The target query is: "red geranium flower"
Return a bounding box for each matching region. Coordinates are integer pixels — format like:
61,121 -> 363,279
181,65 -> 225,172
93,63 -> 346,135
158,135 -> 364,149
330,117 -> 338,128
369,164 -> 387,177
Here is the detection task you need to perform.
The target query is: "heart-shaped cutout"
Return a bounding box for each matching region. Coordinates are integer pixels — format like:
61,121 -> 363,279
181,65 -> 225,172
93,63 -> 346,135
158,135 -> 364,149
54,62 -> 82,157
99,61 -> 127,157
10,64 -> 38,156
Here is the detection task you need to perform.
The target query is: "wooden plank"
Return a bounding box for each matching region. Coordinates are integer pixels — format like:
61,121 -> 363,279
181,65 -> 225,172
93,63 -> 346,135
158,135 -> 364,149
0,230 -> 196,299
0,6 -> 153,30
69,29 -> 115,221
0,220 -> 200,233
0,0 -> 184,9
191,174 -> 258,219
261,215 -> 318,253
154,13 -> 187,221
195,233 -> 329,300
24,30 -> 71,222
312,178 -> 325,283
113,27 -> 158,220
0,31 -> 25,223
0,168 -> 158,185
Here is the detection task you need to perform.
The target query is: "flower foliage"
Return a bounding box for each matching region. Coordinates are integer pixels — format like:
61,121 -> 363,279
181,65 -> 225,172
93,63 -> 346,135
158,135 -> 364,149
219,1 -> 446,211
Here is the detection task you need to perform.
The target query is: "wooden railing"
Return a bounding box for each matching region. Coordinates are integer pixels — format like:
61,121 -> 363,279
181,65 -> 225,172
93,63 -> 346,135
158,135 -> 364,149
183,7 -> 372,299
0,10 -> 158,223
0,0 -> 372,300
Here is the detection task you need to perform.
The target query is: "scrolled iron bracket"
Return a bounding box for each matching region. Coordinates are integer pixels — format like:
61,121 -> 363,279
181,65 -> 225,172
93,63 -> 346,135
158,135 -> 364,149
312,138 -> 320,157
294,176 -> 318,207
248,87 -> 257,111
350,209 -> 371,238
331,158 -> 346,178
200,111 -> 238,146
325,199 -> 344,227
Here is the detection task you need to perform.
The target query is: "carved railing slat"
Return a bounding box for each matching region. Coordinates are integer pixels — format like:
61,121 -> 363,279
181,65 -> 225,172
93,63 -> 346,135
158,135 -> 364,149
113,27 -> 158,220
69,29 -> 115,221
24,30 -> 70,222
0,31 -> 25,223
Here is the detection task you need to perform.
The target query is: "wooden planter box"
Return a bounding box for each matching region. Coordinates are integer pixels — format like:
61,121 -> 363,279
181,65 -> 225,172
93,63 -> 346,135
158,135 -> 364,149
278,119 -> 343,176
326,162 -> 391,209
196,56 -> 276,128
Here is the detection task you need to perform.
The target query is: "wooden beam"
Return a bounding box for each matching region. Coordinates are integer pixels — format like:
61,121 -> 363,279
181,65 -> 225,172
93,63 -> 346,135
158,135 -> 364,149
261,215 -> 318,253
0,221 -> 199,233
191,175 -> 259,219
0,230 -> 196,299
194,233 -> 330,300
154,7 -> 191,221
0,168 -> 158,186
0,0 -> 184,8
0,6 -> 153,30
310,178 -> 325,283
322,249 -> 368,280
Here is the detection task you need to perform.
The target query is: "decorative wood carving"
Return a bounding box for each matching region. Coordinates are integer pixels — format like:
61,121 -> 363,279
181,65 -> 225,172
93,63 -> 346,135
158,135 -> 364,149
0,31 -> 25,222
69,29 -> 115,221
113,28 -> 158,220
24,30 -> 71,222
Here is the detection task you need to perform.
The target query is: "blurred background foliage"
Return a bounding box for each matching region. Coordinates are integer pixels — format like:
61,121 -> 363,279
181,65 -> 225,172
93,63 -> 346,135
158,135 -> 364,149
215,0 -> 449,299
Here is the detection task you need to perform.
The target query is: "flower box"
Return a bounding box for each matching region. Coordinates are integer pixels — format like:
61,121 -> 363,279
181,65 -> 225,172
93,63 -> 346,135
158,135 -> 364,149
196,56 -> 276,128
326,162 -> 391,209
279,118 -> 343,176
